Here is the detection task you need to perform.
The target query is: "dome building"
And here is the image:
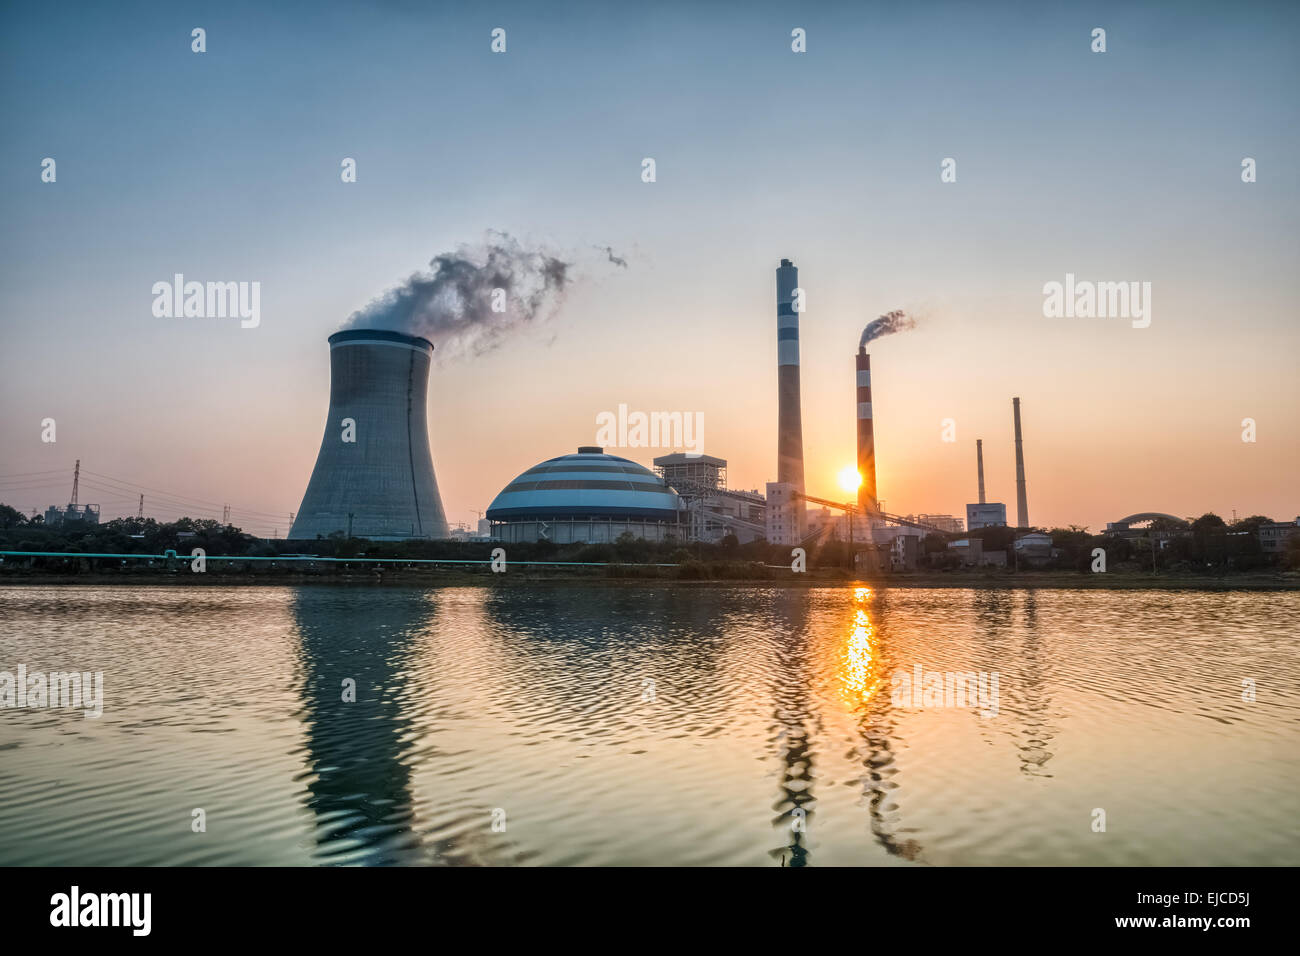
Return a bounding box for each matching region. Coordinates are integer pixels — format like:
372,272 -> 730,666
486,447 -> 684,544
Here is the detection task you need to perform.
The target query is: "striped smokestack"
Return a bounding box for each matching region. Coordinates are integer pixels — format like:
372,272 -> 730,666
1013,397 -> 1028,528
977,439 -> 986,504
776,259 -> 805,533
856,348 -> 877,513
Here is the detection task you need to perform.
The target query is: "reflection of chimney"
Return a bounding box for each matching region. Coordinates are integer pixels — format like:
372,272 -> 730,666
1013,397 -> 1028,528
976,439 -> 986,504
776,259 -> 805,533
856,348 -> 877,513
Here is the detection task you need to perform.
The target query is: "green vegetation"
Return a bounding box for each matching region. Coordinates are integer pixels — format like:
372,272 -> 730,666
2,505 -> 1295,582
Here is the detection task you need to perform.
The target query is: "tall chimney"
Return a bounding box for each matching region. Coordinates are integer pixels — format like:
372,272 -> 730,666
856,348 -> 877,514
1013,397 -> 1028,528
776,259 -> 805,534
976,439 -> 986,504
290,329 -> 449,540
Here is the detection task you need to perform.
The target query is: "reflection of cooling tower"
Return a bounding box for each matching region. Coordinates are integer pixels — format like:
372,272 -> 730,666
1013,397 -> 1028,529
856,348 -> 877,513
289,329 -> 449,540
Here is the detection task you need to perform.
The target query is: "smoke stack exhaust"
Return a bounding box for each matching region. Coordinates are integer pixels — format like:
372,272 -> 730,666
976,439 -> 986,504
856,347 -> 877,514
290,330 -> 449,540
776,259 -> 805,534
1013,397 -> 1028,528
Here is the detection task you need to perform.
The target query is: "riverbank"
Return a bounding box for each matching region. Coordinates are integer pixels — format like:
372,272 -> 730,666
3,568 -> 1297,590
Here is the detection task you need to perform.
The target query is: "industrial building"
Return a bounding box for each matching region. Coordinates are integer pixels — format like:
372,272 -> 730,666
41,461 -> 99,527
948,538 -> 1007,567
904,513 -> 963,534
1013,532 -> 1056,563
487,447 -> 683,543
765,482 -> 802,545
290,329 -> 449,540
967,503 -> 1008,530
43,504 -> 99,527
1258,518 -> 1300,554
654,453 -> 766,544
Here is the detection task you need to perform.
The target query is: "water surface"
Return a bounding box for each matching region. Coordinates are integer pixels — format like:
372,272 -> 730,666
0,585 -> 1296,866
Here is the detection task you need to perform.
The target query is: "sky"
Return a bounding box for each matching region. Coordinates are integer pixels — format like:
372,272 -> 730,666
1,0 -> 1297,536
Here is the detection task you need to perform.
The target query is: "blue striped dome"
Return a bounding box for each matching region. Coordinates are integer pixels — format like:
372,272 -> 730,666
487,448 -> 682,521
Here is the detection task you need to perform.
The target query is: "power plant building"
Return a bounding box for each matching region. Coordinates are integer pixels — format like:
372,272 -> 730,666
967,503 -> 1008,530
290,329 -> 449,541
765,482 -> 801,546
487,447 -> 683,544
654,453 -> 766,544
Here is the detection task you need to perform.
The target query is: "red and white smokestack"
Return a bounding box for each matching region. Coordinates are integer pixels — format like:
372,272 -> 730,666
977,439 -> 986,504
776,259 -> 806,535
856,347 -> 877,514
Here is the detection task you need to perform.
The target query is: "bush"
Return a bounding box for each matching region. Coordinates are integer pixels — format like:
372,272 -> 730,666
675,560 -> 708,580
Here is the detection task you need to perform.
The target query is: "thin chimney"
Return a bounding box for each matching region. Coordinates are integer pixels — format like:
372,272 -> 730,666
1013,398 -> 1028,528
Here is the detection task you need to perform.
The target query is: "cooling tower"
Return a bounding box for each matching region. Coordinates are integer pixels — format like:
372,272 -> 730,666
856,348 -> 877,514
776,259 -> 806,534
976,439 -> 986,504
1013,397 -> 1028,529
289,329 -> 449,540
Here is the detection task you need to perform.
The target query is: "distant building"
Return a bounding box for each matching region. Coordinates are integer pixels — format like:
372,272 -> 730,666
1013,532 -> 1056,564
43,504 -> 100,527
1258,517 -> 1300,554
890,534 -> 920,570
966,503 -> 1007,530
765,482 -> 800,545
656,453 -> 765,544
905,513 -> 963,533
654,453 -> 727,491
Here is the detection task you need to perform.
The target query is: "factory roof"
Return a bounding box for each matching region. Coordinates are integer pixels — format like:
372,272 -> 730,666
652,453 -> 727,467
487,448 -> 682,522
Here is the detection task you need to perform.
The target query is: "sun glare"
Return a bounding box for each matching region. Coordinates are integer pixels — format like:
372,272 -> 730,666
837,465 -> 862,494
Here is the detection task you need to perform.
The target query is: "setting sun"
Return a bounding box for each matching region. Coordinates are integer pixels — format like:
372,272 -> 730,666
838,465 -> 862,494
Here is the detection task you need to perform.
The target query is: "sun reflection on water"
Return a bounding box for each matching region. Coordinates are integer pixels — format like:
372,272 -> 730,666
843,586 -> 883,706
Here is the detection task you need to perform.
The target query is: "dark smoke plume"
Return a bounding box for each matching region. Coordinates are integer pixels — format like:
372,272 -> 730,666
859,310 -> 916,347
344,232 -> 571,359
595,245 -> 628,268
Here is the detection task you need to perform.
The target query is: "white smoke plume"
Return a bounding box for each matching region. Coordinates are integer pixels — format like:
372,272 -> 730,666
859,310 -> 916,347
344,232 -> 572,359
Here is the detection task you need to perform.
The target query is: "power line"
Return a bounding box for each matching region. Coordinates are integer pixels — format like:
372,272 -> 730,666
2,464 -> 291,535
80,471 -> 291,521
